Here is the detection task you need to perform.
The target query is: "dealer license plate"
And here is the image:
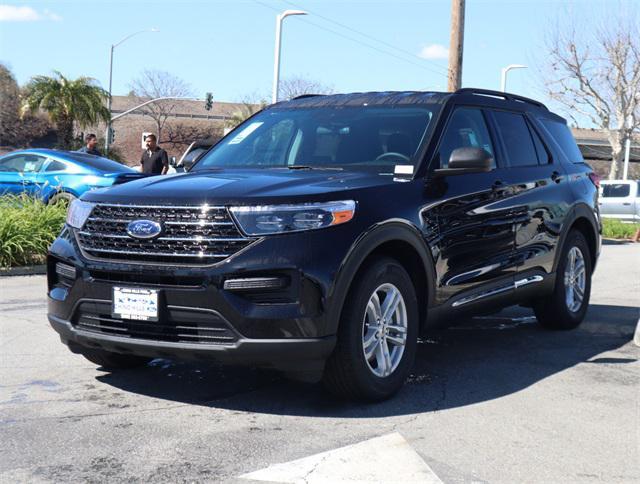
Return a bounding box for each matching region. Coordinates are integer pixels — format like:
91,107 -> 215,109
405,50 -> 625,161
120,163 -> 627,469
112,286 -> 159,321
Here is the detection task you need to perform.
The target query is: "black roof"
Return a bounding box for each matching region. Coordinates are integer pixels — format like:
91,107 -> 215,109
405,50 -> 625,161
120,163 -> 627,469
278,91 -> 448,109
275,87 -> 551,113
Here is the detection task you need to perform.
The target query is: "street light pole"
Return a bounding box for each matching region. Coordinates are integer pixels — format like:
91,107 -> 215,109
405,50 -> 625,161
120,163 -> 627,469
271,10 -> 307,104
500,64 -> 527,92
105,28 -> 159,154
622,114 -> 633,180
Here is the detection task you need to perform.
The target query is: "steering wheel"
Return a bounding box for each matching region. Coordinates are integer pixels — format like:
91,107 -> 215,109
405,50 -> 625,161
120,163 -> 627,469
375,152 -> 410,162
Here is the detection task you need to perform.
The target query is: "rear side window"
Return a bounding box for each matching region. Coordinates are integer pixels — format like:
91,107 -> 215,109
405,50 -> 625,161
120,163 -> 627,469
45,160 -> 67,172
492,111 -> 538,167
530,125 -> 551,164
602,183 -> 631,197
540,119 -> 584,163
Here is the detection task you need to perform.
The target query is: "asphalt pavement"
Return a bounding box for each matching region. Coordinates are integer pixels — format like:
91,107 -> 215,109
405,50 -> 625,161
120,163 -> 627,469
1,242 -> 639,483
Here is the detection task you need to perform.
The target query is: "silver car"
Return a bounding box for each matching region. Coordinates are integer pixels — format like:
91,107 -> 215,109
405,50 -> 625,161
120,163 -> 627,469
599,180 -> 640,221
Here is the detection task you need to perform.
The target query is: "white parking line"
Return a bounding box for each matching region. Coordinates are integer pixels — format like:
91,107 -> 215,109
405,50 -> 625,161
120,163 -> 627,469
239,432 -> 443,484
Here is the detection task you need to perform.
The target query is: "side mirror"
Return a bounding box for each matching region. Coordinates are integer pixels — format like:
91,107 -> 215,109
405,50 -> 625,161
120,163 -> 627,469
433,147 -> 494,176
169,156 -> 177,167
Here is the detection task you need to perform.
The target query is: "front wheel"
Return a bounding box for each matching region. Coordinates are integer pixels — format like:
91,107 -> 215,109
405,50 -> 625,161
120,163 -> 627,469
533,230 -> 592,330
323,258 -> 419,401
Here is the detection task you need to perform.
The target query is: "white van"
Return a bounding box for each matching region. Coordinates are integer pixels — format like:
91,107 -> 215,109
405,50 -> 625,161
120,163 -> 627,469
599,180 -> 640,221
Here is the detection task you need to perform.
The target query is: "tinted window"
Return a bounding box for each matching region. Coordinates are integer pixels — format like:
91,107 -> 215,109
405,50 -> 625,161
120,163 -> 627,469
492,111 -> 538,167
45,160 -> 67,172
529,124 -> 551,164
59,152 -> 134,173
602,183 -> 631,197
436,107 -> 494,169
194,106 -> 437,170
540,119 -> 584,163
0,154 -> 46,173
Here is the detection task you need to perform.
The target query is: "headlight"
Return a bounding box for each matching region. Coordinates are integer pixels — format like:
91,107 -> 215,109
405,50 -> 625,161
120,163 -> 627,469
230,200 -> 356,236
66,199 -> 95,229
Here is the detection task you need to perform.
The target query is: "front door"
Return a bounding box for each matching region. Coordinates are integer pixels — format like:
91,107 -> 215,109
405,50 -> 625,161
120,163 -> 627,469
0,154 -> 47,197
423,106 -> 516,307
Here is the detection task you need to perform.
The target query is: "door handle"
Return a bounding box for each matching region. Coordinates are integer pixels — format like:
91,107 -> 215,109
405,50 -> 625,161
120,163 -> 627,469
623,203 -> 631,206
550,171 -> 562,183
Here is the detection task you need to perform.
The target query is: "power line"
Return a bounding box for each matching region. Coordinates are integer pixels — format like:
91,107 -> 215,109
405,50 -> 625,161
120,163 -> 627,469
252,0 -> 447,78
280,0 -> 450,75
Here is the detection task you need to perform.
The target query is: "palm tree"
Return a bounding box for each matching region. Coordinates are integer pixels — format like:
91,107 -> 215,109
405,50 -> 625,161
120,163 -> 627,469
22,71 -> 110,149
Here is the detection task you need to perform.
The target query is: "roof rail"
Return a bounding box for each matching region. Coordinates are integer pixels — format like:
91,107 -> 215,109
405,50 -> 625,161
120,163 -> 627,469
291,94 -> 325,100
454,88 -> 548,110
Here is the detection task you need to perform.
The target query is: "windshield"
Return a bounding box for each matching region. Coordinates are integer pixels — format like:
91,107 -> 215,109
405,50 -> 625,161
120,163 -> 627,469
193,105 -> 437,171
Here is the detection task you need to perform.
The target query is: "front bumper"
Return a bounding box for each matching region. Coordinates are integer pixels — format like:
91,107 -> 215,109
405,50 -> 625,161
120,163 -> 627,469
48,313 -> 335,373
46,225 -> 353,372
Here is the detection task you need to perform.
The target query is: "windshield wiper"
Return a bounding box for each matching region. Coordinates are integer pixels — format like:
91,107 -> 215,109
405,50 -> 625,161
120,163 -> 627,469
286,165 -> 343,171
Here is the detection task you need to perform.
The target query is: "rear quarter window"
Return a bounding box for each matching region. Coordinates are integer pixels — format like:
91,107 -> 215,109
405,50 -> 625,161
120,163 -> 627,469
602,183 -> 631,197
540,118 -> 584,163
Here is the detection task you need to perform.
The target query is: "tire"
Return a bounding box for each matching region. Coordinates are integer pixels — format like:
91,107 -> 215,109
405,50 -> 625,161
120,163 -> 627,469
533,230 -> 592,330
323,257 -> 419,401
48,192 -> 76,206
80,348 -> 150,370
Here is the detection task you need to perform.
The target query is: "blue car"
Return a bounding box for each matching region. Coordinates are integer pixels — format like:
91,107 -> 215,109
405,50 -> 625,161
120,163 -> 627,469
0,149 -> 144,204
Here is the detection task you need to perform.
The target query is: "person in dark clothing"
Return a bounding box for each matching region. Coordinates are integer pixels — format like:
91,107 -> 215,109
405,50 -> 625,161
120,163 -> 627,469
77,134 -> 102,156
140,134 -> 169,175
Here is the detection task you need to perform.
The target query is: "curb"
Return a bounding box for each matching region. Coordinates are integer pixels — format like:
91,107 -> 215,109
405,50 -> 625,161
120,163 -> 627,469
0,265 -> 47,277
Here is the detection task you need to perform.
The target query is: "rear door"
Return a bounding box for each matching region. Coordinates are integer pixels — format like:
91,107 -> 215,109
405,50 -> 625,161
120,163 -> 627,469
425,106 -> 517,307
487,109 -> 569,279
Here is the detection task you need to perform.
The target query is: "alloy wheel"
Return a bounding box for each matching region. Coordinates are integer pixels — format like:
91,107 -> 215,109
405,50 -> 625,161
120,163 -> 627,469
564,246 -> 586,313
361,283 -> 408,378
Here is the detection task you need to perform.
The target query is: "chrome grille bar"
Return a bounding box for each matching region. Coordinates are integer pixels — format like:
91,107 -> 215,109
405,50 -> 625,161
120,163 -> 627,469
76,203 -> 254,265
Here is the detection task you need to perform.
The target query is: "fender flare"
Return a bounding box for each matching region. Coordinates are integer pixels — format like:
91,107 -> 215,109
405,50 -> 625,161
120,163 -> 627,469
552,202 -> 601,273
325,220 -> 437,334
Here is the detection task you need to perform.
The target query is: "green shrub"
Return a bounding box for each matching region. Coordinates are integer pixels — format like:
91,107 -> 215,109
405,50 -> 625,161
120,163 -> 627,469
0,194 -> 67,268
601,218 -> 640,239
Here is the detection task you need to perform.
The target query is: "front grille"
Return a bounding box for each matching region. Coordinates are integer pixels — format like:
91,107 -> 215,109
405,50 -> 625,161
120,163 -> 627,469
73,302 -> 238,345
76,203 -> 254,265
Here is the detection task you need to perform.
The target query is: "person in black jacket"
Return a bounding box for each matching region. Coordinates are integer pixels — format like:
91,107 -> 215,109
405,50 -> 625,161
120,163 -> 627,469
140,134 -> 169,175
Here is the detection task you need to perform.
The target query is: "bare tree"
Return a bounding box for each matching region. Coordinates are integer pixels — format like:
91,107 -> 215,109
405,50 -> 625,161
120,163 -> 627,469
278,76 -> 334,101
129,70 -> 194,142
163,123 -> 223,151
543,12 -> 639,179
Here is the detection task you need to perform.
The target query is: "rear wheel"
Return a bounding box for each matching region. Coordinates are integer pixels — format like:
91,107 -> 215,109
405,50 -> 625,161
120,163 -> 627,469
533,230 -> 591,330
323,258 -> 419,401
80,348 -> 150,370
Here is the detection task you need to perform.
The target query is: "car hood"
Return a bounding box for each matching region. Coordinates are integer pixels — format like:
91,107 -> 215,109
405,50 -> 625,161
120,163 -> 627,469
81,168 -> 407,205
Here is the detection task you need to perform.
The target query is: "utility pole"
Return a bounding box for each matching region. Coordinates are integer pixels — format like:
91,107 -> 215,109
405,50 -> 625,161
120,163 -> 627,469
447,0 -> 465,92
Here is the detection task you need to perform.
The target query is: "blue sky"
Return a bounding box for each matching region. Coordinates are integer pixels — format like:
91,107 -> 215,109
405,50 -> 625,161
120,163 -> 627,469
0,0 -> 630,119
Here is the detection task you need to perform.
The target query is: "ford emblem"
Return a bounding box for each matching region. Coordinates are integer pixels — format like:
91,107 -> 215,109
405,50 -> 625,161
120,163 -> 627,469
126,219 -> 162,239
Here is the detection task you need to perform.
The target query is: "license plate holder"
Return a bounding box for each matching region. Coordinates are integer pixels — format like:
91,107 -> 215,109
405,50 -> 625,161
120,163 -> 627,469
112,286 -> 159,322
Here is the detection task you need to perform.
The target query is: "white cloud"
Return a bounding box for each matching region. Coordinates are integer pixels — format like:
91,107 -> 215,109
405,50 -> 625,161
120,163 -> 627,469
418,44 -> 449,60
0,5 -> 62,22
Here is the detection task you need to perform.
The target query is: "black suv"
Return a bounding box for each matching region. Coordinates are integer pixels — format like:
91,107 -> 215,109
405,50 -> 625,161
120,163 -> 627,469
47,88 -> 601,401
